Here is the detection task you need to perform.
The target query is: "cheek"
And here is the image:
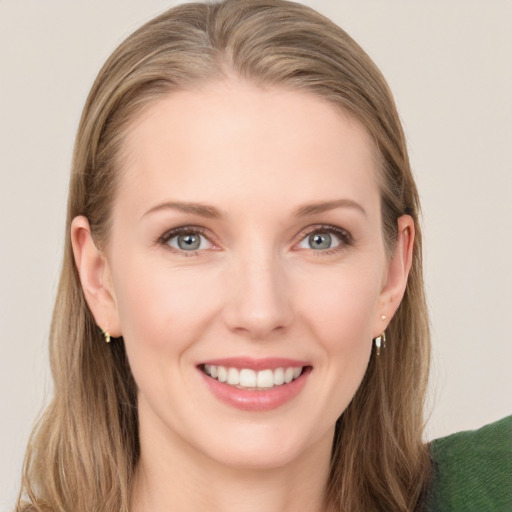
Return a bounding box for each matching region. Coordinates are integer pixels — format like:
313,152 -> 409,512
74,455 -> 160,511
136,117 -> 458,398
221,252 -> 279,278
290,263 -> 382,429
112,256 -> 219,353
298,264 -> 382,351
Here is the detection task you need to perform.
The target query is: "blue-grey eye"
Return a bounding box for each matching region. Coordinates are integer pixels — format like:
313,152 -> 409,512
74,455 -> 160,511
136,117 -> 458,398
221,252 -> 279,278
308,233 -> 332,250
166,231 -> 212,251
297,228 -> 344,251
177,233 -> 201,250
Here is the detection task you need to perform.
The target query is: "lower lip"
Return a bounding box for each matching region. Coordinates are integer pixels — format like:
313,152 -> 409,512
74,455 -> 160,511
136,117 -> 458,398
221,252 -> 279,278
199,368 -> 311,412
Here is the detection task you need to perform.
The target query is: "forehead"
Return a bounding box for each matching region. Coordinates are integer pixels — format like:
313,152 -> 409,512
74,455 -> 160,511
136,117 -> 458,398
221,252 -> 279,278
116,79 -> 381,218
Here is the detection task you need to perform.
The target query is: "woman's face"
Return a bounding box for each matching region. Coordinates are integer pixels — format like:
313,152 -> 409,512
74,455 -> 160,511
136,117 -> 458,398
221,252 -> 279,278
75,79 -> 412,471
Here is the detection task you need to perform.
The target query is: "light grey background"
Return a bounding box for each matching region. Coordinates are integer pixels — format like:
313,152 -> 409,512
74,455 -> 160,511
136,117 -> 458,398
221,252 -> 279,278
1,0 -> 511,508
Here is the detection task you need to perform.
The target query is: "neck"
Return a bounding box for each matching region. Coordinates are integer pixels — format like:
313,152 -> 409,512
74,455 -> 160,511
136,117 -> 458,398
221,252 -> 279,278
131,413 -> 333,512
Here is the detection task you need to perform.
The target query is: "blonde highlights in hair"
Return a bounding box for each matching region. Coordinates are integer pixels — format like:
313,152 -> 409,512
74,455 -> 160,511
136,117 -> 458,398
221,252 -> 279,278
17,1 -> 431,511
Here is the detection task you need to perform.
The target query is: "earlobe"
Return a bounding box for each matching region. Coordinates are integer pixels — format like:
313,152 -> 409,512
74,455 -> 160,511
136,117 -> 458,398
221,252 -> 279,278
70,216 -> 121,337
376,215 -> 415,334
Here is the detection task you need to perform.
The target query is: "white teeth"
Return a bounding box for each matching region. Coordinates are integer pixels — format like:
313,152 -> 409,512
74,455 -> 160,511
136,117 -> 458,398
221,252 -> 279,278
203,364 -> 305,389
217,366 -> 228,383
274,367 -> 285,386
256,369 -> 274,388
239,369 -> 257,387
227,368 -> 240,385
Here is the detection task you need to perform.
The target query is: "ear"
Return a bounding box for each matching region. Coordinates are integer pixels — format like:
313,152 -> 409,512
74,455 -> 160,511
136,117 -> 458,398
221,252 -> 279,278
374,215 -> 415,337
70,216 -> 122,337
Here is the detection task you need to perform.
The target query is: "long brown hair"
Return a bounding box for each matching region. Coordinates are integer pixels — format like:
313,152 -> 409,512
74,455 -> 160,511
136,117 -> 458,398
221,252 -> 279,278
16,1 -> 431,511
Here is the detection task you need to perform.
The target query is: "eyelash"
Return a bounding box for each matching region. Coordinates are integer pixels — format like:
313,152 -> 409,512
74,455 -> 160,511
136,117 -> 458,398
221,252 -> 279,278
157,224 -> 353,257
157,226 -> 209,257
301,224 -> 353,256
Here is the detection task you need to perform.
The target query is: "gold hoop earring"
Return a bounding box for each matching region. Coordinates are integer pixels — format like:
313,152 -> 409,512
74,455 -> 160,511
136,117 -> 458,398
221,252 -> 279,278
100,328 -> 111,343
374,331 -> 386,356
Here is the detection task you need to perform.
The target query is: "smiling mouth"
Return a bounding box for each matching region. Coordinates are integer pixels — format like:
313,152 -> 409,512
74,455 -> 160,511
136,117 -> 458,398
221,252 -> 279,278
200,364 -> 306,390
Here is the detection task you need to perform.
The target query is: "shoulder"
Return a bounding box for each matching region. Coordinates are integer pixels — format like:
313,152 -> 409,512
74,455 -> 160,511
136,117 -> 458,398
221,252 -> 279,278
423,415 -> 512,511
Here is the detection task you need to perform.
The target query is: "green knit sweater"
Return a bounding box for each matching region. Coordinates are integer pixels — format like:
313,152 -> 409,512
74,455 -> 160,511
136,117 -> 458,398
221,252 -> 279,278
424,415 -> 512,511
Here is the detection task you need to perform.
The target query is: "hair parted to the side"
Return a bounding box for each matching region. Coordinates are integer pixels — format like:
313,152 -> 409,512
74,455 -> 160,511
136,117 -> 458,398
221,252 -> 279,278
16,1 -> 431,511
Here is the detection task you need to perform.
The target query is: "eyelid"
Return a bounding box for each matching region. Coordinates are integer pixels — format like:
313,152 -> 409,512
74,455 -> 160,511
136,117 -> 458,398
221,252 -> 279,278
157,225 -> 217,255
294,224 -> 353,253
157,223 -> 353,256
158,225 -> 206,243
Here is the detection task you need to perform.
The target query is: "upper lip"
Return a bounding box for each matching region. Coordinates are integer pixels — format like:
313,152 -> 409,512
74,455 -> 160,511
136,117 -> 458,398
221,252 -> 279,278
197,357 -> 310,371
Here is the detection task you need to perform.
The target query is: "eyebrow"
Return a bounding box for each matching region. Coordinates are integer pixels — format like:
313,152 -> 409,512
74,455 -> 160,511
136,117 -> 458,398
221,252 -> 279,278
294,199 -> 367,217
143,201 -> 224,219
142,198 -> 366,219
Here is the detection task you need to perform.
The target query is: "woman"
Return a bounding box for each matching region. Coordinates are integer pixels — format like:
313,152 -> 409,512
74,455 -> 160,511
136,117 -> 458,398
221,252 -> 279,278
13,1 -> 510,511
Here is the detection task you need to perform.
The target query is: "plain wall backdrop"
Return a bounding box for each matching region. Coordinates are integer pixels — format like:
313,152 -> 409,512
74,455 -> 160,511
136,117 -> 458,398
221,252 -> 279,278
1,0 -> 511,508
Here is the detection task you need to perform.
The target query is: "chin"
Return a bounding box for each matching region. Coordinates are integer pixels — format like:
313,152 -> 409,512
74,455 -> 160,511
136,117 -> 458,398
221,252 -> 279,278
194,422 -> 333,472
207,443 -> 305,471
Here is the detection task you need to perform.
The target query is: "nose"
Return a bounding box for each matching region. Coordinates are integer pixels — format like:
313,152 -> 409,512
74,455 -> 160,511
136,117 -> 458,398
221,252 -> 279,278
222,247 -> 294,340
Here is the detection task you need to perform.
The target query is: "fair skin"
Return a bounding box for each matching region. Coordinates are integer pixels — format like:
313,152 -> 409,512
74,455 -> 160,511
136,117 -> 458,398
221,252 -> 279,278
72,78 -> 414,512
